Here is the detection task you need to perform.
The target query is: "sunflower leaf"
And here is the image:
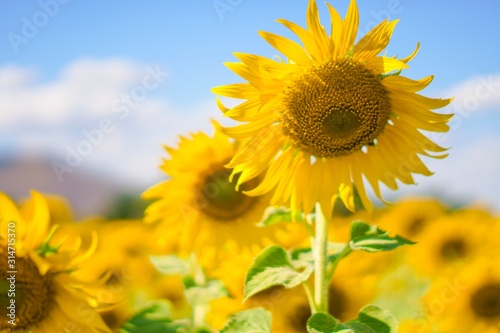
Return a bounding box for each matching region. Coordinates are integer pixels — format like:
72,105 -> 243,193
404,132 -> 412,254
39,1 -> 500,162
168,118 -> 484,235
244,245 -> 313,301
257,206 -> 304,227
306,312 -> 339,333
342,304 -> 398,333
349,221 -> 415,253
220,308 -> 272,333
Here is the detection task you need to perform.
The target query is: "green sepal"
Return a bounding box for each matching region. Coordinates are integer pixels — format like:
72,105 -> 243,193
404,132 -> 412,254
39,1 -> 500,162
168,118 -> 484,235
244,245 -> 313,301
36,225 -> 62,257
220,308 -> 272,333
349,221 -> 415,253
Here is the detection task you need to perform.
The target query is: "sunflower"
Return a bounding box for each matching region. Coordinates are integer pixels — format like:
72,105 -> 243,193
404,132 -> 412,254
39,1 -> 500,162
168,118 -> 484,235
212,0 -> 452,215
0,191 -> 110,332
422,258 -> 500,333
142,129 -> 297,258
375,197 -> 448,240
406,208 -> 496,277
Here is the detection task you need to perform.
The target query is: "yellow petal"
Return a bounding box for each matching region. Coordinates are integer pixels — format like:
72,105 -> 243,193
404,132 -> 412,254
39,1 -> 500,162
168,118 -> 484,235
23,190 -> 50,251
224,62 -> 261,84
401,42 -> 420,63
339,0 -> 359,57
365,56 -> 409,74
306,0 -> 331,58
382,74 -> 434,92
0,192 -> 23,239
212,83 -> 259,99
326,3 -> 343,59
354,20 -> 398,62
259,31 -> 311,65
277,18 -> 323,61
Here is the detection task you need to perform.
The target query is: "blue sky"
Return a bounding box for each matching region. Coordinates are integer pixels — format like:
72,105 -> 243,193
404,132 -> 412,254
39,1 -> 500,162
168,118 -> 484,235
1,1 -> 500,211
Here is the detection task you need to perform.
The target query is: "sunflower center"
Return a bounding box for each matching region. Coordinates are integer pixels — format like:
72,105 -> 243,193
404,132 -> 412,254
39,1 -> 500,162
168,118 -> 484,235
440,238 -> 467,260
197,165 -> 258,220
0,248 -> 54,330
470,283 -> 500,319
281,59 -> 391,158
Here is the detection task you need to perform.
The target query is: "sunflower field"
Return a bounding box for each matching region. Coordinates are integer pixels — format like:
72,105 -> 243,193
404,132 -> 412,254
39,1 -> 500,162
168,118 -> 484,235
1,1 -> 499,332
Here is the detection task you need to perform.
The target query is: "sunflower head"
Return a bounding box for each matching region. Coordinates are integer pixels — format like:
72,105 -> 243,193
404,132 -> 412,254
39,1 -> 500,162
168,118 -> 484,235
142,128 -> 295,261
0,191 -> 110,332
212,0 -> 452,214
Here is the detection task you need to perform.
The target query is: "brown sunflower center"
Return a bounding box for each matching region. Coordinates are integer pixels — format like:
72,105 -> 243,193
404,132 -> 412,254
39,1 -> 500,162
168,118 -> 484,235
197,164 -> 258,220
0,248 -> 54,330
281,59 -> 391,158
440,238 -> 467,260
470,283 -> 500,319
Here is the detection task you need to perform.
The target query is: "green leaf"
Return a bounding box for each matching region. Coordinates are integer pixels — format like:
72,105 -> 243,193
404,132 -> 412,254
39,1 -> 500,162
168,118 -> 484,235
244,245 -> 313,301
342,304 -> 398,333
257,206 -> 303,227
185,279 -> 228,306
306,312 -> 339,333
349,221 -> 415,253
220,308 -> 272,333
149,255 -> 190,275
119,301 -> 186,333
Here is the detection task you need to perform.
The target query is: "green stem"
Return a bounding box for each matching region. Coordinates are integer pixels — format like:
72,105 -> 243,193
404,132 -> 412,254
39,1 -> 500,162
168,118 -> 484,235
314,202 -> 329,313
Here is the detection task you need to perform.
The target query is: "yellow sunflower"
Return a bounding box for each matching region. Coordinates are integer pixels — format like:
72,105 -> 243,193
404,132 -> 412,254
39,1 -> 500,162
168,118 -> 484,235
0,191 -> 110,332
422,258 -> 500,333
142,129 -> 296,257
212,0 -> 452,215
375,197 -> 448,240
406,208 -> 496,277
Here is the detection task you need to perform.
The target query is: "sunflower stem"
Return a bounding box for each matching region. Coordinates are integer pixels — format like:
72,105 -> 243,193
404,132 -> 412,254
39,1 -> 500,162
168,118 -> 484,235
314,202 -> 329,313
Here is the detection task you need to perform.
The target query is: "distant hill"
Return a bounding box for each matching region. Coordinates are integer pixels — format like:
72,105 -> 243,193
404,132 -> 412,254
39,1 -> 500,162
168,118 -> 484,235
0,154 -> 144,218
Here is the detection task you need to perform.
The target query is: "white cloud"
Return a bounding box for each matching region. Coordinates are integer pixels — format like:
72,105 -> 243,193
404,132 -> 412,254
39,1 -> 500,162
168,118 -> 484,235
0,58 -> 147,128
443,74 -> 500,115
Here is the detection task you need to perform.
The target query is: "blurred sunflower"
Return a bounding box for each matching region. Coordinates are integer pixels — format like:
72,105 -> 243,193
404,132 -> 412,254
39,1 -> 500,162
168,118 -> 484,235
406,209 -> 495,276
422,258 -> 500,333
376,197 -> 448,240
212,0 -> 452,215
0,191 -> 110,332
142,129 -> 292,256
76,220 -> 157,300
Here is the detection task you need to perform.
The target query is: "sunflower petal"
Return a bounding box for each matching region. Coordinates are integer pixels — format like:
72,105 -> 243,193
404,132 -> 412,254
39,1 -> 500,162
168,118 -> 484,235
259,31 -> 311,65
365,56 -> 409,74
339,0 -> 359,57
